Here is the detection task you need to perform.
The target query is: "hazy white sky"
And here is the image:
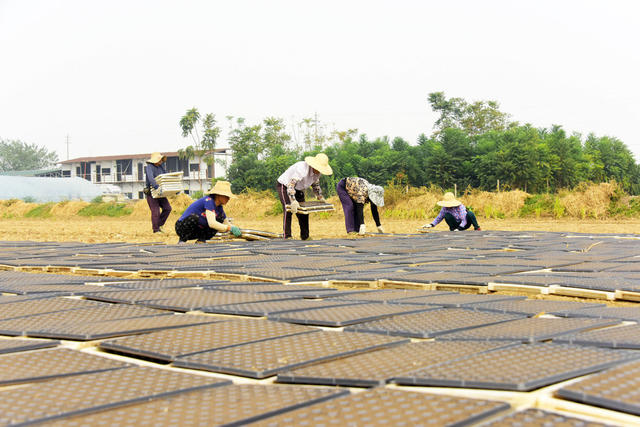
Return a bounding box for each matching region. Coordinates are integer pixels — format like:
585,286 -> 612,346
1,0 -> 639,161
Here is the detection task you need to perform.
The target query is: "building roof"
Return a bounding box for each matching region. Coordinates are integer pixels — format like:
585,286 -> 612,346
59,148 -> 231,164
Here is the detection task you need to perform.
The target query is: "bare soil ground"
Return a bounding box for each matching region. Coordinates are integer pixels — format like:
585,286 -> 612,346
1,215 -> 638,244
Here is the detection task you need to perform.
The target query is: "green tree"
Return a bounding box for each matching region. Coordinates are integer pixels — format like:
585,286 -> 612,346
428,92 -> 511,136
0,139 -> 59,171
473,131 -> 501,191
178,108 -> 221,192
495,125 -> 542,192
540,125 -> 586,189
584,134 -> 640,193
424,128 -> 475,189
226,117 -> 295,193
228,117 -> 291,160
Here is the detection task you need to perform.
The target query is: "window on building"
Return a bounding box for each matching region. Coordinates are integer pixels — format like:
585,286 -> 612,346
165,156 -> 189,176
78,162 -> 92,180
115,160 -> 132,181
138,191 -> 144,199
189,163 -> 200,172
62,170 -> 71,177
102,168 -> 111,175
116,160 -> 132,175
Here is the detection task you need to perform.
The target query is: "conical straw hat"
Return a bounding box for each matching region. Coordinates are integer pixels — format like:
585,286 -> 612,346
206,180 -> 235,198
147,152 -> 166,163
436,192 -> 462,207
304,153 -> 333,175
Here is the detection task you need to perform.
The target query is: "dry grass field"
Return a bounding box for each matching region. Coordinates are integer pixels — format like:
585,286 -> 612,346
1,182 -> 638,243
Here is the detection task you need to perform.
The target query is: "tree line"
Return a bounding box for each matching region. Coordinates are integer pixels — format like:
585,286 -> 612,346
218,92 -> 640,196
0,140 -> 59,172
3,92 -> 638,198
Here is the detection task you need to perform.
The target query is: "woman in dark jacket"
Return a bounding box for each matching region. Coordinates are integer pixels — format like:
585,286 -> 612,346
144,152 -> 172,233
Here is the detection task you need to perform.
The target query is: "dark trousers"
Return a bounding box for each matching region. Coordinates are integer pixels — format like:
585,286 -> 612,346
444,210 -> 480,231
146,195 -> 172,232
174,213 -> 216,242
276,183 -> 309,240
336,178 -> 357,232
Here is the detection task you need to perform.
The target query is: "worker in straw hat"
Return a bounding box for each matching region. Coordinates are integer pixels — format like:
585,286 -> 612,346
144,152 -> 172,233
174,180 -> 242,243
422,192 -> 482,231
276,153 -> 333,240
336,177 -> 385,235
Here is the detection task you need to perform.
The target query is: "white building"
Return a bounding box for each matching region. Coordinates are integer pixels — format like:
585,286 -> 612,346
59,149 -> 231,199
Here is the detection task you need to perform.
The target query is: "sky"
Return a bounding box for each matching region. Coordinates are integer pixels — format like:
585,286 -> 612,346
1,0 -> 639,161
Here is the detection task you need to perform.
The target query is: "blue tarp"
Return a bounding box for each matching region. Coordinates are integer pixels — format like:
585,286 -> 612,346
0,176 -> 103,202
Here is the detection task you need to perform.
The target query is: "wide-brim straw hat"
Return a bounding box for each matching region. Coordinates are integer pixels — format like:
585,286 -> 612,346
437,192 -> 462,207
304,153 -> 333,175
367,183 -> 385,207
147,152 -> 166,164
206,180 -> 235,198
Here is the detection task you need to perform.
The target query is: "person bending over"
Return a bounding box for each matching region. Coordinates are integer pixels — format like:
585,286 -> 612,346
175,181 -> 242,243
276,153 -> 333,240
423,192 -> 481,231
336,177 -> 385,235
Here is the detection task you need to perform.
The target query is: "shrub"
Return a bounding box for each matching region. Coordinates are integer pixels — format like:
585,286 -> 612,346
552,198 -> 565,218
77,202 -> 133,217
25,203 -> 54,218
519,194 -> 553,217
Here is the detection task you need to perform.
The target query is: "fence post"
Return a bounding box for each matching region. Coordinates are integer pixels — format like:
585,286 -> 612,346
497,179 -> 500,192
454,184 -> 457,198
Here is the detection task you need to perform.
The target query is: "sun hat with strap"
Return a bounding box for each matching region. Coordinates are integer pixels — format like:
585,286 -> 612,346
206,181 -> 235,198
304,153 -> 333,175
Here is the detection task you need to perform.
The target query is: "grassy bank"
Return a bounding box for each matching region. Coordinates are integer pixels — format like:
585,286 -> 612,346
1,182 -> 638,221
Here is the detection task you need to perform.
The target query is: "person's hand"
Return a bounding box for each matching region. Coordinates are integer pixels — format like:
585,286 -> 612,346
317,196 -> 326,203
157,189 -> 163,197
289,200 -> 300,214
377,225 -> 385,233
230,225 -> 242,237
358,224 -> 366,235
422,223 -> 433,228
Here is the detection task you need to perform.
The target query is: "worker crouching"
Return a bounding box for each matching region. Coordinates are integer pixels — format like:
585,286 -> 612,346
174,181 -> 242,243
423,192 -> 481,231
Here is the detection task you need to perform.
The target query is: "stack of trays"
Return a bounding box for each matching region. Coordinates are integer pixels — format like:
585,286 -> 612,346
286,201 -> 335,214
152,172 -> 184,198
240,229 -> 282,241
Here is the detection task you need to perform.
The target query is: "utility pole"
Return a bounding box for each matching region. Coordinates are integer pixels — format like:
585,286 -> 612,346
65,135 -> 70,160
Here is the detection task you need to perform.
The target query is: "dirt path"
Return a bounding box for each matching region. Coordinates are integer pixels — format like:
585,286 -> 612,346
2,215 -> 638,244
